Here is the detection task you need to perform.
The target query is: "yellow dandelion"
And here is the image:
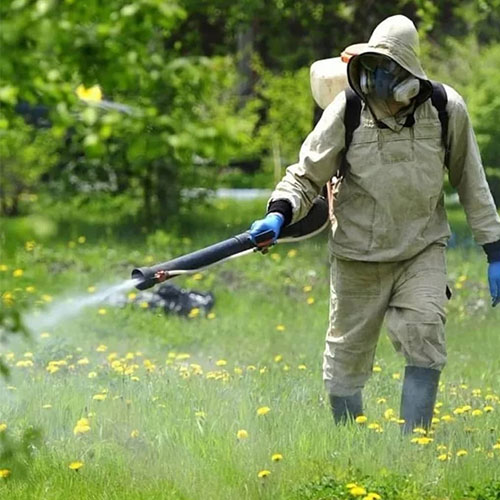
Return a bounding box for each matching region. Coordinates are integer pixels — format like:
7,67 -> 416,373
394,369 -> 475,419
97,308 -> 107,315
237,429 -> 248,440
384,408 -> 395,420
40,332 -> 51,339
188,307 -> 199,318
96,344 -> 107,352
372,365 -> 382,373
364,493 -> 382,500
274,354 -> 283,363
456,449 -> 468,457
355,415 -> 367,424
441,414 -> 454,422
413,427 -> 427,435
367,422 -> 383,432
257,406 -> 271,416
215,359 -> 227,367
25,285 -> 36,293
298,364 -> 307,370
392,372 -> 401,380
192,273 -> 203,280
0,423 -> 7,432
493,443 -> 500,450
0,264 -> 8,271
77,357 -> 89,366
287,249 -> 297,258
73,418 -> 91,435
437,453 -> 450,461
88,371 -> 97,379
349,485 -> 367,496
484,406 -> 494,413
413,437 -> 433,445
42,404 -> 52,409
195,411 -> 206,418
87,286 -> 96,293
303,285 -> 312,292
271,453 -> 283,462
92,394 -> 107,401
275,324 -> 285,331
76,83 -> 102,101
2,291 -> 14,306
41,294 -> 53,303
15,360 -> 33,368
306,296 -> 315,305
139,301 -> 149,309
471,409 -> 483,417
207,312 -> 216,320
128,291 -> 137,300
12,268 -> 24,277
130,429 -> 139,438
77,236 -> 86,244
68,461 -> 84,471
376,397 -> 387,404
258,469 -> 271,478
0,469 -> 11,479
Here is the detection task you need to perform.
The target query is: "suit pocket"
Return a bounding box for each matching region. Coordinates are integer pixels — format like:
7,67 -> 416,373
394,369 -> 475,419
333,190 -> 376,254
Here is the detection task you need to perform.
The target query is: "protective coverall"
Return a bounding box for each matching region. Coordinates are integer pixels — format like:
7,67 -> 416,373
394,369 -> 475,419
259,15 -> 500,431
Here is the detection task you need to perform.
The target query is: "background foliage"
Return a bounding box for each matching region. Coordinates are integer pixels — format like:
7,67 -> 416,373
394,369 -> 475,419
1,0 -> 500,220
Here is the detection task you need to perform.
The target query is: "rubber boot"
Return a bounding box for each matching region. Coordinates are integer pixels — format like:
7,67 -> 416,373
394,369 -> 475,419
400,366 -> 440,434
328,391 -> 363,424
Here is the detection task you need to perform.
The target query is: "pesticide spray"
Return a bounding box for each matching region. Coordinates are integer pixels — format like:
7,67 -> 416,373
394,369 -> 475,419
25,278 -> 140,332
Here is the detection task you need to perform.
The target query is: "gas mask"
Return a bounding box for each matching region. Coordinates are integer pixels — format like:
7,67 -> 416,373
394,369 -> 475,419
358,54 -> 420,105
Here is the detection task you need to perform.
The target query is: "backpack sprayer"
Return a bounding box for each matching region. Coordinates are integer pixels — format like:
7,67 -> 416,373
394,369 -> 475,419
131,196 -> 329,290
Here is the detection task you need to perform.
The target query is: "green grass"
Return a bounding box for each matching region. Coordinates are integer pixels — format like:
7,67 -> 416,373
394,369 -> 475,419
0,200 -> 499,499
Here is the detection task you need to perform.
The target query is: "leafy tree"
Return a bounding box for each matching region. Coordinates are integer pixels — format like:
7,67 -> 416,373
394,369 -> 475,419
0,0 -> 256,222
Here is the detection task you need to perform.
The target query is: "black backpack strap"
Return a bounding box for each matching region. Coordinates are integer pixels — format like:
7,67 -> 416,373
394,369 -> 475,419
339,88 -> 362,178
430,81 -> 450,168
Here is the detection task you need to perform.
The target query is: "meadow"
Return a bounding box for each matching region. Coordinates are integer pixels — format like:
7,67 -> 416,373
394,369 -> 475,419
1,198 -> 499,499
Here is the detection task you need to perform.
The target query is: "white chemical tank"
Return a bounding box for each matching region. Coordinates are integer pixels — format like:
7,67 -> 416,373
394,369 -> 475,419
310,43 -> 367,109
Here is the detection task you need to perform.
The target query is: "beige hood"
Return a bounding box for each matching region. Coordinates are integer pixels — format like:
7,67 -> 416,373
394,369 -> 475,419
347,15 -> 430,98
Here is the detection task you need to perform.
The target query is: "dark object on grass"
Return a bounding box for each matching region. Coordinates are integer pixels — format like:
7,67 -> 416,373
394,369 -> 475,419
132,283 -> 214,317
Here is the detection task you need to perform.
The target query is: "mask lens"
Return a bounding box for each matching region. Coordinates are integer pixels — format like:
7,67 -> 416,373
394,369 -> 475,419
359,54 -> 396,73
358,54 -> 411,98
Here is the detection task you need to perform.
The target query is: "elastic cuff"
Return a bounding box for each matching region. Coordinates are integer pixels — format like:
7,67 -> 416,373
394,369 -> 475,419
267,199 -> 293,227
482,239 -> 500,263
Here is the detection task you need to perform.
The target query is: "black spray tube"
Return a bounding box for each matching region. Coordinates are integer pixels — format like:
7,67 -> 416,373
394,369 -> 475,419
131,230 -> 273,290
131,196 -> 328,290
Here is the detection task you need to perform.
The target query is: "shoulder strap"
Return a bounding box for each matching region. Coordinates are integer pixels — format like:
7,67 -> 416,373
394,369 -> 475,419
339,88 -> 362,178
430,81 -> 450,168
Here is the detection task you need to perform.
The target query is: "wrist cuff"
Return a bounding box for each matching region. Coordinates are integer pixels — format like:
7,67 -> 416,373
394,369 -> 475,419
267,199 -> 293,227
483,239 -> 500,263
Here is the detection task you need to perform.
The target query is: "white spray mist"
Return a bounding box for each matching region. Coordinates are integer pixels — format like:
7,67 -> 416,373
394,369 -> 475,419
25,278 -> 140,332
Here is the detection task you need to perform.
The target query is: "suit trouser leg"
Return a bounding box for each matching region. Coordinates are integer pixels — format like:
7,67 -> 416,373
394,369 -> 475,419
385,244 -> 448,431
323,257 -> 392,403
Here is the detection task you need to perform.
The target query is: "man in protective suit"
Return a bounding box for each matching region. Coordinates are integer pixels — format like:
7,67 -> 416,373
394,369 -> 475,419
248,15 -> 500,432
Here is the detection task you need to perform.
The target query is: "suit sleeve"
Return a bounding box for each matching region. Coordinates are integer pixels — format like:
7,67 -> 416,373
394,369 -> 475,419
446,86 -> 500,253
267,92 -> 347,224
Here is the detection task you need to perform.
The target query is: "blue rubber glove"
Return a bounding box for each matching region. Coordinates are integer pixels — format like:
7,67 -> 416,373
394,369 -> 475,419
249,213 -> 284,248
488,262 -> 500,307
